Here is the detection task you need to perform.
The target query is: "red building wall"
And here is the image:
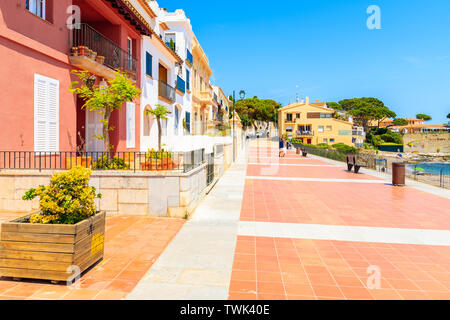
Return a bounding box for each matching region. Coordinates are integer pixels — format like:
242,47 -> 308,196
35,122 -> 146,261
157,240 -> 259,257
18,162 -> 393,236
0,0 -> 142,153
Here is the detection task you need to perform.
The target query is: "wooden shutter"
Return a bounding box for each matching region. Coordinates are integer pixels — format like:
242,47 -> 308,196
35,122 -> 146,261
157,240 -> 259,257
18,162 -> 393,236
307,112 -> 320,119
146,52 -> 152,77
126,102 -> 135,148
34,74 -> 59,152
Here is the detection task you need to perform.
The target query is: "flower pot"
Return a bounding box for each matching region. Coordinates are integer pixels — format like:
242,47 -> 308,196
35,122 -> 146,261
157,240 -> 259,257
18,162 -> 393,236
77,46 -> 88,57
95,56 -> 105,64
65,156 -> 92,169
141,158 -> 178,170
0,211 -> 106,282
71,47 -> 79,56
88,50 -> 97,60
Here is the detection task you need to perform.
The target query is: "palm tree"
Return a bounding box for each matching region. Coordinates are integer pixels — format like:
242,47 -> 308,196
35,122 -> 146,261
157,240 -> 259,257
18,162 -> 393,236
145,104 -> 171,151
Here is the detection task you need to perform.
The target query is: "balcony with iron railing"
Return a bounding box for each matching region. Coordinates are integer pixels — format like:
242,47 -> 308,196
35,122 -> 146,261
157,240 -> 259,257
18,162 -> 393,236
159,80 -> 176,102
71,23 -> 138,80
296,130 -> 314,137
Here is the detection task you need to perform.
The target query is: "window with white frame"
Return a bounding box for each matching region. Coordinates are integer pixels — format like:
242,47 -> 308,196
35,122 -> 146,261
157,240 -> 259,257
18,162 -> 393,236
34,74 -> 59,152
27,0 -> 46,20
318,126 -> 324,133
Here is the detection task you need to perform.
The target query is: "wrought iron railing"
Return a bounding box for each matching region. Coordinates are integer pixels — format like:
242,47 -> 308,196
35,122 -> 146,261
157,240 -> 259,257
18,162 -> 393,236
296,130 -> 314,136
406,163 -> 449,189
0,150 -> 205,173
159,80 -> 176,101
72,24 -> 138,80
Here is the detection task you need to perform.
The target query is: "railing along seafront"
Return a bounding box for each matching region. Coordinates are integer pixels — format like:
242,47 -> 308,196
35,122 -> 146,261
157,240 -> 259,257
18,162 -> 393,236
291,142 -> 450,189
0,150 -> 205,174
405,162 -> 449,189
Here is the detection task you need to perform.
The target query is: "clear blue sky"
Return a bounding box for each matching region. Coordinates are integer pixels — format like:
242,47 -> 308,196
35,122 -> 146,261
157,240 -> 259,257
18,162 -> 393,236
162,0 -> 450,123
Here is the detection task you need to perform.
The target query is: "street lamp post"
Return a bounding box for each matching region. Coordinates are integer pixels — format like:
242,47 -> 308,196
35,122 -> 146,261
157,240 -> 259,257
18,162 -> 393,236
232,90 -> 245,162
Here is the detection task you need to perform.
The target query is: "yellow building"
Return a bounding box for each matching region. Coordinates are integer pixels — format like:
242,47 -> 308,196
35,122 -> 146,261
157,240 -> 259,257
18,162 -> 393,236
191,36 -> 213,135
278,97 -> 354,146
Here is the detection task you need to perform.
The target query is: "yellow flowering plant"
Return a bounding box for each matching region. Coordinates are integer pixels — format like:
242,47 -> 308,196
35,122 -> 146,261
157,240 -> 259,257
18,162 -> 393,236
22,166 -> 102,224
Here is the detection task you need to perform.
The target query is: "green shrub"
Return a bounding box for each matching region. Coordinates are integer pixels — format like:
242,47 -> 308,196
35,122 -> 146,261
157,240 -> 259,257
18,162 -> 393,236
332,143 -> 358,154
22,166 -> 101,224
92,155 -> 129,170
146,148 -> 173,159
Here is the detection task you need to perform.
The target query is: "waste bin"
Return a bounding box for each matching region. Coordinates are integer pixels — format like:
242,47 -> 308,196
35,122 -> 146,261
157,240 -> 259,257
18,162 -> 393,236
392,162 -> 406,186
296,147 -> 301,155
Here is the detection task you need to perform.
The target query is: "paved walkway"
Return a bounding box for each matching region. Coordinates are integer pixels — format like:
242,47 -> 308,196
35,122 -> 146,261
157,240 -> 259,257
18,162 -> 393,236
0,214 -> 184,300
129,138 -> 450,300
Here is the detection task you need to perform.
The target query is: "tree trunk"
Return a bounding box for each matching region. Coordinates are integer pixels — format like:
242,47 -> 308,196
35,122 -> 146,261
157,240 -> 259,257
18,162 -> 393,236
103,108 -> 112,152
157,117 -> 162,151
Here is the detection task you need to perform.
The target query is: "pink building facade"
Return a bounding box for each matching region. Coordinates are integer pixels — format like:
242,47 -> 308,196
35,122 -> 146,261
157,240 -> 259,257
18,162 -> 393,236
0,0 -> 150,155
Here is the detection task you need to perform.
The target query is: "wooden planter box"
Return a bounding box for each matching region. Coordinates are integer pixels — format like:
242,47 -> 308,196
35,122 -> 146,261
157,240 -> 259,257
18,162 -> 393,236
0,211 -> 105,282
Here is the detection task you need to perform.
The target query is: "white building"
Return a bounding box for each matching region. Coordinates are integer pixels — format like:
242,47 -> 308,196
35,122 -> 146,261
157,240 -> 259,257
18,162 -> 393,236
135,0 -> 232,153
135,1 -> 193,152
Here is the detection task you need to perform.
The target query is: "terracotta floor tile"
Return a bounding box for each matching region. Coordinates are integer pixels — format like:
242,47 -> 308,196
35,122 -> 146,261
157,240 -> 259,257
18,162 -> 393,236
257,293 -> 286,300
340,286 -> 374,300
229,280 -> 257,294
257,281 -> 285,295
312,285 -> 344,299
284,284 -> 315,296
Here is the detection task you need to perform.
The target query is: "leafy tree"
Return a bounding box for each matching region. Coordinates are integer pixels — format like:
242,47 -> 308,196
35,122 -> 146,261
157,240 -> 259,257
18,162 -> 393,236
393,118 -> 409,126
447,113 -> 450,119
416,114 -> 432,121
326,102 -> 344,111
70,70 -> 141,151
233,97 -> 282,130
145,104 -> 171,151
336,98 -> 396,131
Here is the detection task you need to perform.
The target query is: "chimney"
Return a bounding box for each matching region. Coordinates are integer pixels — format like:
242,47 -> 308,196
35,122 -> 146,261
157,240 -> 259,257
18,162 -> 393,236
305,97 -> 309,104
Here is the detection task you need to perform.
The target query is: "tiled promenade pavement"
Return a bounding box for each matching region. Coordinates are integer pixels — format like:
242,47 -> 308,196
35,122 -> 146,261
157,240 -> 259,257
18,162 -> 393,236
0,214 -> 184,300
229,139 -> 450,300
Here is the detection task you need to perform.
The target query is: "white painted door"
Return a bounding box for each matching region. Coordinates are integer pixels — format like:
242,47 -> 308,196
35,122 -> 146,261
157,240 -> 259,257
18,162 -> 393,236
85,109 -> 105,152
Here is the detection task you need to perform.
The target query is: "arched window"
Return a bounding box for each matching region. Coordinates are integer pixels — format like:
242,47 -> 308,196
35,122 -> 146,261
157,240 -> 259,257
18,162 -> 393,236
143,105 -> 153,136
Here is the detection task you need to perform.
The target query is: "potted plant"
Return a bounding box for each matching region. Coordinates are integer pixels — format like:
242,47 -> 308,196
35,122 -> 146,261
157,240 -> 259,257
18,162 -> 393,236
95,55 -> 105,64
141,149 -> 178,170
77,46 -> 88,57
89,49 -> 97,60
71,47 -> 79,56
0,166 -> 104,283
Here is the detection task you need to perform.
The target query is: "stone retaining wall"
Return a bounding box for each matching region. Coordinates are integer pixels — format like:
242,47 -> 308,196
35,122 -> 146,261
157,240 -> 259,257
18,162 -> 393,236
0,164 -> 208,218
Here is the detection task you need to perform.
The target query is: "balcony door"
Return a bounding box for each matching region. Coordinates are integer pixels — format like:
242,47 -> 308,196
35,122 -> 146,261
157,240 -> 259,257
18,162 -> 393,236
159,64 -> 168,84
86,109 -> 105,153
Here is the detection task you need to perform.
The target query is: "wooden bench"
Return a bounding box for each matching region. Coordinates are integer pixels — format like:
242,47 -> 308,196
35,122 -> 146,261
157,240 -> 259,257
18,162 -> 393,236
346,154 -> 366,174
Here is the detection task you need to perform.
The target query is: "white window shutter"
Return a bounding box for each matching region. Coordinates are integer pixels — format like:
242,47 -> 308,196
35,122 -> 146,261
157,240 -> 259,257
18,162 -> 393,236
34,76 -> 47,152
126,102 -> 135,148
47,79 -> 59,152
34,74 -> 59,152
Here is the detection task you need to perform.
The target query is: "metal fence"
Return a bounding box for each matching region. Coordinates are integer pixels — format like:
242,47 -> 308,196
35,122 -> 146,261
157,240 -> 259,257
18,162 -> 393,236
406,163 -> 450,189
0,150 -> 205,173
206,152 -> 215,186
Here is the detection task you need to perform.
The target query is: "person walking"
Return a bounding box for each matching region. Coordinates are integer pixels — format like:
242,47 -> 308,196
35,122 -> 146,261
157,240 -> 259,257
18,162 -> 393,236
279,137 -> 286,158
